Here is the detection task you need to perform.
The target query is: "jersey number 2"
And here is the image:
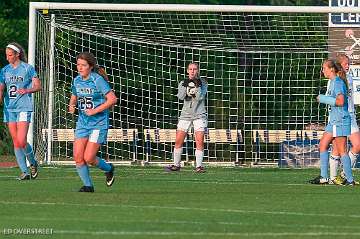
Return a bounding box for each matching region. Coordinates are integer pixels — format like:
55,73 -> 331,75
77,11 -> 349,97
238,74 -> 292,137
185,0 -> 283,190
9,85 -> 17,99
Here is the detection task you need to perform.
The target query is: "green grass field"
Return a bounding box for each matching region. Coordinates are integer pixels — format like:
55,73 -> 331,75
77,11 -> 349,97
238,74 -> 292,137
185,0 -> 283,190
1,166 -> 360,239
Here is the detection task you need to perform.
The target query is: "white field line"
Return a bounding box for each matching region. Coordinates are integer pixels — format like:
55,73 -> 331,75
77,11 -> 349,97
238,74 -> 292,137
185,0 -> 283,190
2,217 -> 360,230
0,201 -> 360,219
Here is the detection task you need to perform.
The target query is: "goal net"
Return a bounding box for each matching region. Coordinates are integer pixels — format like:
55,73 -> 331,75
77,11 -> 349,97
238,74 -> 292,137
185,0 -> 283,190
31,4 -> 332,165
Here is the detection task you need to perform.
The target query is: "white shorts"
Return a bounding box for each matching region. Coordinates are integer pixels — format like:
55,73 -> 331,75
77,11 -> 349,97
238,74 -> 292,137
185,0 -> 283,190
351,114 -> 359,134
177,118 -> 207,132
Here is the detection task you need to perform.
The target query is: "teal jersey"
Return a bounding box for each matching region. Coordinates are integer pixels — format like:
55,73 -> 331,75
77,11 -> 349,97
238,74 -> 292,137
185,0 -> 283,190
71,72 -> 111,130
327,76 -> 350,126
0,62 -> 37,112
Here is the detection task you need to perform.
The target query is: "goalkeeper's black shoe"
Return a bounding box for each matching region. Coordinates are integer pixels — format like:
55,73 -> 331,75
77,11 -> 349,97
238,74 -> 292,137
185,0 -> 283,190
165,165 -> 181,172
308,175 -> 328,184
195,166 -> 206,173
105,164 -> 115,187
78,186 -> 94,192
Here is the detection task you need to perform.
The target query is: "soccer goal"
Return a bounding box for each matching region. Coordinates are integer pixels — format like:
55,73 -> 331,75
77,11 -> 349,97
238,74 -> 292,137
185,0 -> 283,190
29,3 -> 353,166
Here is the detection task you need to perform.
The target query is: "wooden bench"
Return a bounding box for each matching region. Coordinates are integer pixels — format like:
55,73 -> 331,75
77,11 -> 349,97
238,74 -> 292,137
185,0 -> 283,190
42,128 -> 138,142
252,130 -> 324,143
42,128 -> 139,163
144,128 -> 243,164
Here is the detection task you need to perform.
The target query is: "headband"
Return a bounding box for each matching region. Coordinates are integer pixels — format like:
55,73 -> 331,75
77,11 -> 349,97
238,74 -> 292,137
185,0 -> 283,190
6,44 -> 20,53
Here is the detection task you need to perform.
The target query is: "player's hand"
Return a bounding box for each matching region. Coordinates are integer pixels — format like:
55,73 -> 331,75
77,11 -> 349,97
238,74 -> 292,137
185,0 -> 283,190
316,95 -> 320,102
85,108 -> 97,116
17,89 -> 29,95
68,105 -> 76,114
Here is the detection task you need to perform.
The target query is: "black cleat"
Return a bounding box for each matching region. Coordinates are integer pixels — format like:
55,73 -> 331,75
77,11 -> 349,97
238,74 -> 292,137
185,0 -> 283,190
164,165 -> 181,172
342,180 -> 356,186
30,164 -> 38,179
105,163 -> 115,187
18,173 -> 30,181
195,166 -> 206,173
78,186 -> 94,192
308,175 -> 328,184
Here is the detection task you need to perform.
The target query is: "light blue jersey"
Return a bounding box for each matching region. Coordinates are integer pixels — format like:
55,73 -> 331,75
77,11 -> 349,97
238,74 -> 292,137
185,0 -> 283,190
327,76 -> 350,126
0,62 -> 37,112
71,72 -> 111,130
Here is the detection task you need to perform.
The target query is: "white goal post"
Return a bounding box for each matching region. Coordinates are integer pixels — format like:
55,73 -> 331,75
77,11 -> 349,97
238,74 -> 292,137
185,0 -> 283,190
28,3 -> 360,166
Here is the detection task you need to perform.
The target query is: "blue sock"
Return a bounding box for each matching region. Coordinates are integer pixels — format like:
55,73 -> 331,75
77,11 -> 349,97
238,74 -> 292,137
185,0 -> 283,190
84,165 -> 93,186
76,165 -> 93,187
25,143 -> 37,166
96,157 -> 111,172
320,151 -> 329,179
341,154 -> 354,183
14,148 -> 29,174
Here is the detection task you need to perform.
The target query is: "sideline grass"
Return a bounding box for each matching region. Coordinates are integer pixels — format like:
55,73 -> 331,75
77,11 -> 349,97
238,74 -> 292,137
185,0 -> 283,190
0,166 -> 360,239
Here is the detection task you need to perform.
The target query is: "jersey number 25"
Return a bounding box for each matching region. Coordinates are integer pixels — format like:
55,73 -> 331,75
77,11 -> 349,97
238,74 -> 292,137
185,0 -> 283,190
78,96 -> 94,110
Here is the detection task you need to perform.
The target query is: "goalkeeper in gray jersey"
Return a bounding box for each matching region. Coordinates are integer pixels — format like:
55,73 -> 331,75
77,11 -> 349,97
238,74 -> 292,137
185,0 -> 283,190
165,62 -> 208,173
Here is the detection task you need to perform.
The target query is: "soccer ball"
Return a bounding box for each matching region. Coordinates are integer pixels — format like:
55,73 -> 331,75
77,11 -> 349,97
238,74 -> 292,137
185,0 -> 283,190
187,82 -> 198,97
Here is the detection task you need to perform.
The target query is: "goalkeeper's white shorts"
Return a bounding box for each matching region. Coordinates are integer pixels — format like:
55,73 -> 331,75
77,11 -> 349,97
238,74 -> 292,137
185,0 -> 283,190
177,118 -> 207,133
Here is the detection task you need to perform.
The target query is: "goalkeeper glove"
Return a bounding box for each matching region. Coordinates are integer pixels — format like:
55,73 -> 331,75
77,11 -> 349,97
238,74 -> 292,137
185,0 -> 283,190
182,78 -> 190,87
193,78 -> 202,87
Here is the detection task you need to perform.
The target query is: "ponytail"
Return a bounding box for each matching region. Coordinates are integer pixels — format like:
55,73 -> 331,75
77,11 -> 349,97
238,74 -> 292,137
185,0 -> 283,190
94,66 -> 109,81
334,61 -> 348,90
336,53 -> 351,90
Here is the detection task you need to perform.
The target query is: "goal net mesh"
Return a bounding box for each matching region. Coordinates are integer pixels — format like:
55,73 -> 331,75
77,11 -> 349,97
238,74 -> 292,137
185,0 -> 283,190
33,8 -> 329,164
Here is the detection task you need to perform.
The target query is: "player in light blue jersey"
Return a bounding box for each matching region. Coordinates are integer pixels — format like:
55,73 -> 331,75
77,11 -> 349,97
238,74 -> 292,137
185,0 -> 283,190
0,42 -> 41,180
165,62 -> 208,173
309,59 -> 354,185
69,52 -> 117,193
328,54 -> 360,185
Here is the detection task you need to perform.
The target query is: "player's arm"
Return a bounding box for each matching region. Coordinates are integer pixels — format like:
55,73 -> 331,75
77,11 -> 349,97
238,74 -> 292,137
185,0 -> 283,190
335,93 -> 345,106
317,94 -> 336,106
177,81 -> 187,100
68,94 -> 77,114
85,91 -> 117,116
0,84 -> 5,105
18,74 -> 41,94
318,81 -> 346,106
28,77 -> 41,93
